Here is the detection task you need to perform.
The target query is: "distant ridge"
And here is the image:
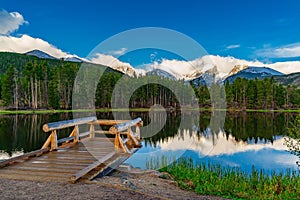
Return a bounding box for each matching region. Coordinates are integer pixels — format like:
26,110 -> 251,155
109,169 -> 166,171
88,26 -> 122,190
225,66 -> 284,83
274,72 -> 300,86
25,49 -> 57,60
146,69 -> 177,80
63,56 -> 83,63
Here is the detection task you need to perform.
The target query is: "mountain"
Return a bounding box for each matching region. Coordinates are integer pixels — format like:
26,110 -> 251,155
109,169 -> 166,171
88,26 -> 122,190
146,69 -> 177,80
110,65 -> 136,77
225,66 -> 284,83
63,56 -> 83,63
190,66 -> 220,86
274,72 -> 300,86
25,49 -> 57,60
227,64 -> 248,77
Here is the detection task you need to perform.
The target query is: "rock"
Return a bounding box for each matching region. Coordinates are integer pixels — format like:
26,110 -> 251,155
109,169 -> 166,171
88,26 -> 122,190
122,179 -> 137,190
158,172 -> 174,180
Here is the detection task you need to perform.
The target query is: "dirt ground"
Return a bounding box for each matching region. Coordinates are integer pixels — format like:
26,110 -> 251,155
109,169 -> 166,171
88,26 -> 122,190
0,167 -> 227,200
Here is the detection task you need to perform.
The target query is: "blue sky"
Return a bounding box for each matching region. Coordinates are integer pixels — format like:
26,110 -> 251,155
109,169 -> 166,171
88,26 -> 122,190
1,0 -> 300,62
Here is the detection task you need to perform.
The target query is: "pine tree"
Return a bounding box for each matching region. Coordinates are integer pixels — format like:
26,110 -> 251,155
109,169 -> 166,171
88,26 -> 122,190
1,65 -> 17,107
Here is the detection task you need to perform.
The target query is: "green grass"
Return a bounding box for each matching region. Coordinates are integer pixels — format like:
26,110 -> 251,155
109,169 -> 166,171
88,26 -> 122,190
158,158 -> 300,199
0,108 -> 151,115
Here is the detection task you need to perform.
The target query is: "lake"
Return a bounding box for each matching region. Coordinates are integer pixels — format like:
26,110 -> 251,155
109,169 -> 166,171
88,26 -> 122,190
0,111 -> 299,174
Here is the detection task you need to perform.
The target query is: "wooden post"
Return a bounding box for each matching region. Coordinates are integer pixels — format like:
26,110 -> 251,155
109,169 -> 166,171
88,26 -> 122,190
50,130 -> 58,151
68,127 -> 77,143
118,134 -> 128,153
89,124 -> 95,138
127,128 -> 139,147
135,125 -> 140,140
74,125 -> 79,143
114,133 -> 120,152
126,127 -> 132,147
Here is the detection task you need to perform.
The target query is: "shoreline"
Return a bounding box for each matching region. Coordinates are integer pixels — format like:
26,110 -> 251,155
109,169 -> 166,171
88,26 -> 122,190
1,108 -> 300,115
0,167 -> 226,200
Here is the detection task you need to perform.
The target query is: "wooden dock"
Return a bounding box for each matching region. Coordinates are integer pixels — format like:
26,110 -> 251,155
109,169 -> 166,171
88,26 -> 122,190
0,117 -> 143,183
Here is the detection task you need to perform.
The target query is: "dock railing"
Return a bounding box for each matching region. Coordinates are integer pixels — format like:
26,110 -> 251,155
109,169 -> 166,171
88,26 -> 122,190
42,116 -> 143,153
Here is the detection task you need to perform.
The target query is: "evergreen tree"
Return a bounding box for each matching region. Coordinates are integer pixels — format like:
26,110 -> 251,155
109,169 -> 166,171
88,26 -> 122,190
1,65 -> 17,107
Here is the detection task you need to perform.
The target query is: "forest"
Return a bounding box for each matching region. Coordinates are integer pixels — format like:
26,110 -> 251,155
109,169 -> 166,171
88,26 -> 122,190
0,52 -> 300,110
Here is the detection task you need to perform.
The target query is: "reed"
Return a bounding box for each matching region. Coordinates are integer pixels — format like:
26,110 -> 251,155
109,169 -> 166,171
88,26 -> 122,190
151,158 -> 300,199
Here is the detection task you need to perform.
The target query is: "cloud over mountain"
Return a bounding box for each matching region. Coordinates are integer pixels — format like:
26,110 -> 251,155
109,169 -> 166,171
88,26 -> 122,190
0,34 -> 70,58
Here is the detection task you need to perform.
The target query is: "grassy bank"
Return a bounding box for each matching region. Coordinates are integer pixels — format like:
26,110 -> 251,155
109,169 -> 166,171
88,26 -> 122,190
1,107 -> 300,115
159,159 -> 300,199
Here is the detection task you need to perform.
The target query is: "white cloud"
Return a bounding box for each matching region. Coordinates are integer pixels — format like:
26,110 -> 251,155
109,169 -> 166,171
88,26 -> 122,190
90,53 -> 137,76
256,43 -> 300,58
226,44 -> 240,49
266,61 -> 300,74
1,31 -> 299,77
0,9 -> 28,35
0,34 -> 71,58
106,47 -> 127,56
159,129 -> 292,156
91,53 -> 132,67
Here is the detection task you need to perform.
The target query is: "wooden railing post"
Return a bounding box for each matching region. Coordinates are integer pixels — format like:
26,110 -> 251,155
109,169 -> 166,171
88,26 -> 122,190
50,130 -> 58,151
90,124 -> 95,139
74,125 -> 79,143
114,133 -> 120,152
135,125 -> 140,140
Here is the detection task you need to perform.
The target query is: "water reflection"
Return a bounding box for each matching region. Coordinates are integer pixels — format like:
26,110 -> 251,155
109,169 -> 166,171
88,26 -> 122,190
126,112 -> 299,173
0,111 -> 298,173
0,113 -> 73,157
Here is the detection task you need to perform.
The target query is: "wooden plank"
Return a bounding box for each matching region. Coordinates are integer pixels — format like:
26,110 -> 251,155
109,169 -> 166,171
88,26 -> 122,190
109,118 -> 142,134
0,148 -> 49,168
22,162 -> 89,169
71,151 -> 116,183
30,157 -> 94,164
39,155 -> 96,161
43,116 -> 97,132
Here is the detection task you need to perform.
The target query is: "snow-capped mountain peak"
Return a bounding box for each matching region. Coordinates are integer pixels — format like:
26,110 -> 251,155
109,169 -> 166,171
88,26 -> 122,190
227,64 -> 248,77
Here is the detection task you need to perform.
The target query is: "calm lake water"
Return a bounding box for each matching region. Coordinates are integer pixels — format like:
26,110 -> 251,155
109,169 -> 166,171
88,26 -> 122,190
0,111 -> 299,174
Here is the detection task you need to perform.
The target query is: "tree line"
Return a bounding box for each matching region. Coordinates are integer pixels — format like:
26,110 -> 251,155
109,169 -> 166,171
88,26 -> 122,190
1,54 -> 300,110
224,77 -> 300,109
0,61 -> 79,109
